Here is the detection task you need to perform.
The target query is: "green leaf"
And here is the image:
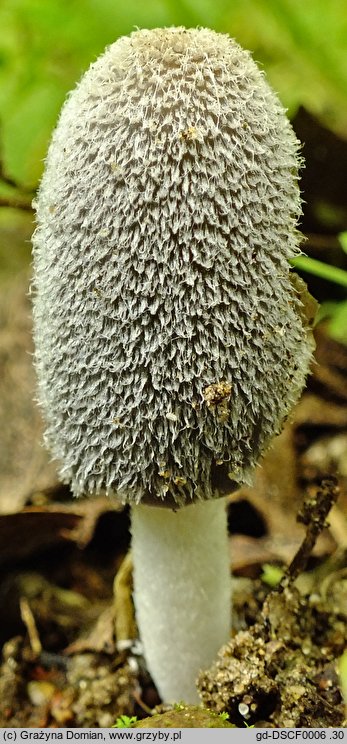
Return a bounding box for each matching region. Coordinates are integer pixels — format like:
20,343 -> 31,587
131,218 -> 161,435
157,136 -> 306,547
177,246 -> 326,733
291,256 -> 347,289
113,715 -> 138,728
261,563 -> 284,588
327,300 -> 347,344
339,232 -> 347,256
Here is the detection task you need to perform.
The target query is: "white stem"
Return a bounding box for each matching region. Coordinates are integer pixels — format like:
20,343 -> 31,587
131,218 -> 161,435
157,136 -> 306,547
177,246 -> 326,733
131,498 -> 231,704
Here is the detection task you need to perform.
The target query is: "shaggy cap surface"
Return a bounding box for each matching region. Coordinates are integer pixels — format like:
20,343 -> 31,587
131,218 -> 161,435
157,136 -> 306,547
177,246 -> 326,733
32,27 -> 315,506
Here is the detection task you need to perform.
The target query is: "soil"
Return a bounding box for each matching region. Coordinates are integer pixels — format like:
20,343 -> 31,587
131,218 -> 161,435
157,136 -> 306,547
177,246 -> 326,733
0,108 -> 347,728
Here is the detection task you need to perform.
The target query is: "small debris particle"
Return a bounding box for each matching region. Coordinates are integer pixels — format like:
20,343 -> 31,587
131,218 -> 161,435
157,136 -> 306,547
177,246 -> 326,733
27,681 -> 56,706
203,381 -> 233,423
238,702 -> 249,717
165,412 -> 178,422
173,476 -> 187,487
180,127 -> 198,141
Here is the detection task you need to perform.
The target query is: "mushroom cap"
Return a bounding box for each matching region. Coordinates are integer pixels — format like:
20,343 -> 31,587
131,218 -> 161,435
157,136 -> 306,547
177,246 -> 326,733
32,27 -> 315,506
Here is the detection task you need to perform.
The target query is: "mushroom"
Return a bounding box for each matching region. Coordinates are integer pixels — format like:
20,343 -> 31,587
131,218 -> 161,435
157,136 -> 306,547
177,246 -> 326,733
32,27 -> 316,703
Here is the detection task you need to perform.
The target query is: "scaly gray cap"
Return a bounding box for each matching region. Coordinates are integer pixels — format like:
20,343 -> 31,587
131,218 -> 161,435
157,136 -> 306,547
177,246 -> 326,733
32,27 -> 315,507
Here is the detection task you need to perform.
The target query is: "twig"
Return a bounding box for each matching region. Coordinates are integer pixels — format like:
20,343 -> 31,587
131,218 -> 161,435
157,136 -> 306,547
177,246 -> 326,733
19,596 -> 42,656
113,551 -> 137,647
0,158 -> 34,194
280,476 -> 340,589
0,196 -> 33,211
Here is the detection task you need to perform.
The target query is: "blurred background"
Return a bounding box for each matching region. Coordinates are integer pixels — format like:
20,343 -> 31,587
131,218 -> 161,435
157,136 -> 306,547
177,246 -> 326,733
1,0 -> 347,300
1,0 -> 347,186
0,1 -> 347,727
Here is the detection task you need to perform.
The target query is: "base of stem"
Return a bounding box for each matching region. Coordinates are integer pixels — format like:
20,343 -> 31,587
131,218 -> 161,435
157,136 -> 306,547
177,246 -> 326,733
131,497 -> 231,704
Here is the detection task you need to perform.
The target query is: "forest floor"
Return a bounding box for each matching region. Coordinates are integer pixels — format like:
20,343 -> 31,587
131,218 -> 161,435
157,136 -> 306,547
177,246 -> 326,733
0,324 -> 346,728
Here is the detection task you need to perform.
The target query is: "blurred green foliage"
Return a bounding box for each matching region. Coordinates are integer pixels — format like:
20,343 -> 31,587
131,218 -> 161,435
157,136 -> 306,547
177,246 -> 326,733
260,563 -> 284,587
308,232 -> 347,345
290,233 -> 347,344
1,0 -> 347,340
0,0 -> 347,186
